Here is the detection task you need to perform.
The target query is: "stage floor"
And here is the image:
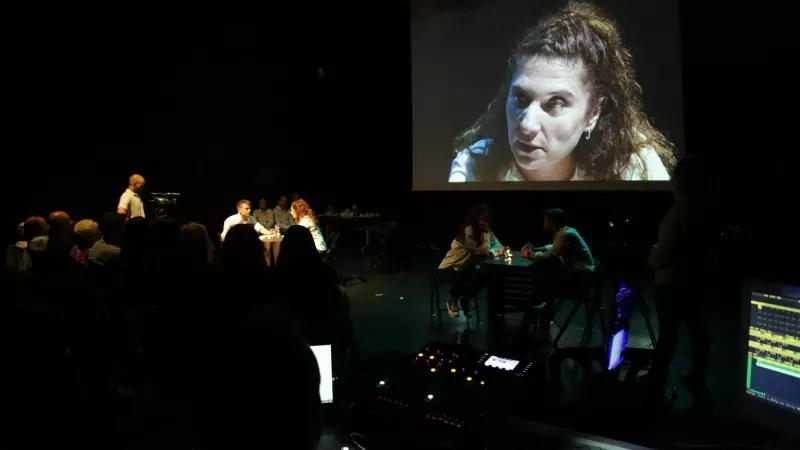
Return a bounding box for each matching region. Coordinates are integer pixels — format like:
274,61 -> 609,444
339,247 -> 740,415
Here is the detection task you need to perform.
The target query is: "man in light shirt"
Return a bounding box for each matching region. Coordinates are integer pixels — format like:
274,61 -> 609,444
221,199 -> 270,242
273,195 -> 294,232
118,174 -> 146,219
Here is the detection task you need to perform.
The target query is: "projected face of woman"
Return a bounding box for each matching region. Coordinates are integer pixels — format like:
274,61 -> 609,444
505,56 -> 602,180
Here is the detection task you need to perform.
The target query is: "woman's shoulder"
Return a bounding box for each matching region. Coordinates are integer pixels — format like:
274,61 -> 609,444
621,146 -> 671,181
449,139 -> 494,182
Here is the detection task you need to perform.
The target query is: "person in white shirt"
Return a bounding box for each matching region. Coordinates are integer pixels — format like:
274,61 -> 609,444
253,198 -> 275,229
273,195 -> 294,232
290,199 -> 327,254
118,174 -> 146,219
438,205 -> 505,318
221,199 -> 270,242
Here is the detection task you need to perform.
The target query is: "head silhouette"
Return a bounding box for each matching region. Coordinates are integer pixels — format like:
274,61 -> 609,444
278,225 -> 320,270
221,224 -> 265,273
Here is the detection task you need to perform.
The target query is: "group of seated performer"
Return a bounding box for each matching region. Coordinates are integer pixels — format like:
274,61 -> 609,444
252,195 -> 296,232
438,205 -> 507,318
437,206 -> 594,333
221,197 -> 327,254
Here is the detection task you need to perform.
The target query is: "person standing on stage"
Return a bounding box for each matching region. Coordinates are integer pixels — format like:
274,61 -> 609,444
118,174 -> 146,219
253,198 -> 275,229
290,199 -> 327,254
221,199 -> 270,242
273,195 -> 294,232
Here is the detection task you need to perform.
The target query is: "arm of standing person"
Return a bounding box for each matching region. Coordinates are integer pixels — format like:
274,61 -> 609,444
117,191 -> 131,215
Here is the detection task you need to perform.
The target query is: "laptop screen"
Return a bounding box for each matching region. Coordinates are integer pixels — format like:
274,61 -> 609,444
310,344 -> 334,404
745,283 -> 800,416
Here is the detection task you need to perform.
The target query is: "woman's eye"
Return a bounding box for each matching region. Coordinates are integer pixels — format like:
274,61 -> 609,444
544,98 -> 567,113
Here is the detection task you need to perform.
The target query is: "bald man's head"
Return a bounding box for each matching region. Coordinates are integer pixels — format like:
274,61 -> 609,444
129,174 -> 146,193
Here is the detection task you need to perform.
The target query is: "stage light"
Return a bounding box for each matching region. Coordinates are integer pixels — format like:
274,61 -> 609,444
378,380 -> 386,386
451,368 -> 456,373
480,381 -> 485,385
426,394 -> 434,401
418,353 -> 423,357
466,376 -> 473,381
429,355 -> 435,360
430,368 -> 436,373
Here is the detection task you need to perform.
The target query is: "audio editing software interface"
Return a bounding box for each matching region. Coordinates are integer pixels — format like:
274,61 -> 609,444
747,292 -> 800,414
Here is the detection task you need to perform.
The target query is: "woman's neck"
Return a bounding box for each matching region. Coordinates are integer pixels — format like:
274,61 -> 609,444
517,155 -> 575,181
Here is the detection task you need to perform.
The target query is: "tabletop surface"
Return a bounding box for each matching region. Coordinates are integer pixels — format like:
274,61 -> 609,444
480,250 -> 533,268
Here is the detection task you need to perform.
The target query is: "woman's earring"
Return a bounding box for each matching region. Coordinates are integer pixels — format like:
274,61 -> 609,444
585,128 -> 593,140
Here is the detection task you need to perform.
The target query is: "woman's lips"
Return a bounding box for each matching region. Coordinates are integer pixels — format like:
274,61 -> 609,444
516,141 -> 544,153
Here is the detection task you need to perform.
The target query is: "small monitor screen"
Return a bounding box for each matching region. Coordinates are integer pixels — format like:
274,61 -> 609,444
746,287 -> 800,416
310,344 -> 334,404
485,355 -> 519,371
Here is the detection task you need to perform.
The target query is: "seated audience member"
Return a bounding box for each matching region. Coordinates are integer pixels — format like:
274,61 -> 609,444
519,208 -> 595,331
5,216 -> 47,273
219,225 -> 270,316
147,218 -> 181,275
121,216 -> 150,271
198,314 -> 322,450
439,205 -> 505,318
253,198 -> 275,229
89,212 -> 125,266
177,222 -> 215,272
647,155 -> 716,400
32,211 -> 74,273
273,195 -> 295,232
71,220 -> 100,265
290,199 -> 327,254
221,199 -> 270,242
277,225 -> 353,353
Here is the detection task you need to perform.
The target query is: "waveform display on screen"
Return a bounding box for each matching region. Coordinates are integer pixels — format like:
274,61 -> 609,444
746,293 -> 800,415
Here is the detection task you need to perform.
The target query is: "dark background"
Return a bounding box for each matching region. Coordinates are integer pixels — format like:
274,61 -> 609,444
411,0 -> 684,189
5,0 -> 799,281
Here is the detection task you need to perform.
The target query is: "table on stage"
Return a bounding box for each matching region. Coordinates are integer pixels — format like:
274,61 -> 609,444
259,234 -> 282,266
479,250 -> 535,338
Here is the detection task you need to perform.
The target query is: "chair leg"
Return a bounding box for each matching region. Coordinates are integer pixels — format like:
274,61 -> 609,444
579,301 -> 599,348
553,298 -> 583,349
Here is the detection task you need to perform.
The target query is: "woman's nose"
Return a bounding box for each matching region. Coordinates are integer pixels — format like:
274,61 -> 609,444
520,105 -> 543,135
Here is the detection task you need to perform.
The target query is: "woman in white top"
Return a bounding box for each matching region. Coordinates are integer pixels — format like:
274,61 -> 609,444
448,3 -> 675,183
438,205 -> 505,318
290,199 -> 327,254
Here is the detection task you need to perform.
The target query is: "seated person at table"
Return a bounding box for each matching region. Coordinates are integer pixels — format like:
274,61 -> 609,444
439,205 -> 505,318
520,208 -> 595,328
291,199 -> 327,254
273,195 -> 295,232
221,199 -> 270,242
253,198 -> 275,229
